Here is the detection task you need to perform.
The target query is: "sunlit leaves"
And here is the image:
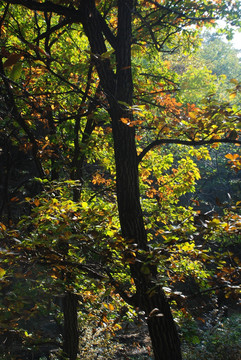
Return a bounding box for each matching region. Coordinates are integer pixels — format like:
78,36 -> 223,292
225,153 -> 241,172
1,1 -> 241,357
140,148 -> 201,207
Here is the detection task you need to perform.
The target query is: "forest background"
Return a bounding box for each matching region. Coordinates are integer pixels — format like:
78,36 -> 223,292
0,1 -> 241,359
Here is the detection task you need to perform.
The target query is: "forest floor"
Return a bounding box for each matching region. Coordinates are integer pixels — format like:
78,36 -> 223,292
114,319 -> 153,359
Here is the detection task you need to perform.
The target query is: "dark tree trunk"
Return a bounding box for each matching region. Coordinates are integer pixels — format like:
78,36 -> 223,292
110,108 -> 182,359
112,2 -> 182,359
62,292 -> 79,360
80,1 -> 183,359
141,286 -> 182,360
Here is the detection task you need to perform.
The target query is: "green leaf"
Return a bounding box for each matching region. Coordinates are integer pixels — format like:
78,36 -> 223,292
9,62 -> 23,81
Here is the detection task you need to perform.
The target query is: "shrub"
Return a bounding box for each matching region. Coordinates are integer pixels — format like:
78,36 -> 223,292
182,313 -> 241,360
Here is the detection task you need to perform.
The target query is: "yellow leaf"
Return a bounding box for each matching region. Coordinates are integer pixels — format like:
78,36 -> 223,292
208,218 -> 220,228
113,323 -> 122,330
229,93 -> 236,99
188,112 -> 196,119
81,202 -> 88,209
0,267 -> 6,278
109,304 -> 115,311
230,78 -> 239,85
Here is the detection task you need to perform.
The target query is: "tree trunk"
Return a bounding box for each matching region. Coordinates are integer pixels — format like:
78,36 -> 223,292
111,106 -> 182,360
141,285 -> 182,360
80,1 -> 183,358
62,292 -> 79,360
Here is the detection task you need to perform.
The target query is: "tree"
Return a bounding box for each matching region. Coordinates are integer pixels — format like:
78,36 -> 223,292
0,1 -> 241,360
198,32 -> 241,81
167,32 -> 241,210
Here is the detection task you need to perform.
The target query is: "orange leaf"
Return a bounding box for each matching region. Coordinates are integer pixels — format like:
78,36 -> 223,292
34,199 -> 40,206
120,117 -> 130,125
102,315 -> 108,323
10,197 -> 19,202
0,223 -> 6,231
109,304 -> 115,311
225,153 -> 233,160
225,153 -> 239,160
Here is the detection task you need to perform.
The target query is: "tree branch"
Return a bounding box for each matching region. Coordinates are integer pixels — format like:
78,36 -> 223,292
97,10 -> 117,49
138,137 -> 241,163
146,0 -> 216,22
4,0 -> 117,48
34,17 -> 73,42
4,0 -> 79,19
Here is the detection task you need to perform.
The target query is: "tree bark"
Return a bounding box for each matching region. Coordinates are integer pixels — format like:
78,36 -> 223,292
113,2 -> 182,359
80,1 -> 183,359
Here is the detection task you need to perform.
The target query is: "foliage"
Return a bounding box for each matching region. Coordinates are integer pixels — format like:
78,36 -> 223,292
0,0 -> 241,359
182,314 -> 241,360
198,32 -> 241,81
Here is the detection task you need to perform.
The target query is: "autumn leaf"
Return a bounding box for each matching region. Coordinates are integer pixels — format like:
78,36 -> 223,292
34,199 -> 40,207
225,153 -> 239,160
0,223 -> 6,231
0,267 -> 6,278
109,303 -> 115,311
